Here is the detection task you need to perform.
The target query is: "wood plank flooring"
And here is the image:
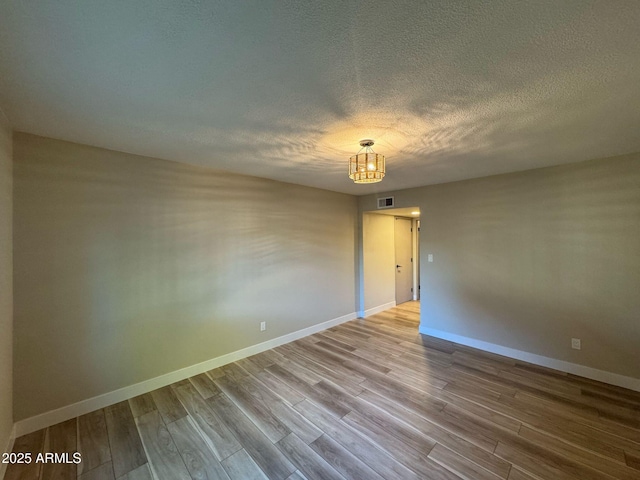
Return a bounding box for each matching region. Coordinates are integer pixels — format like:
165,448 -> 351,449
4,302 -> 640,479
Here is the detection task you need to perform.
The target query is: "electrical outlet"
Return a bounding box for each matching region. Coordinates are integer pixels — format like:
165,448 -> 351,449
571,338 -> 581,350
428,254 -> 434,263
260,321 -> 266,332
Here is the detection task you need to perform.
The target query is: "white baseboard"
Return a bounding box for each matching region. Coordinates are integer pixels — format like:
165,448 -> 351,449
419,326 -> 640,393
363,301 -> 396,318
14,311 -> 357,437
0,424 -> 16,478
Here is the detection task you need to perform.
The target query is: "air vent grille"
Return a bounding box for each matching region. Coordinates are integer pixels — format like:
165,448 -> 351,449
377,196 -> 395,209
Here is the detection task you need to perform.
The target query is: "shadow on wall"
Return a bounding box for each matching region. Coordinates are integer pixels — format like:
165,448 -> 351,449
13,134 -> 357,420
419,159 -> 640,380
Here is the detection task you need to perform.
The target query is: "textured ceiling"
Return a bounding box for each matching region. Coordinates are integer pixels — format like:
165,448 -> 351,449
1,1 -> 639,195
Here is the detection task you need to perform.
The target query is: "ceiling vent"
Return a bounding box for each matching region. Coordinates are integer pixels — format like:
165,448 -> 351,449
377,196 -> 395,209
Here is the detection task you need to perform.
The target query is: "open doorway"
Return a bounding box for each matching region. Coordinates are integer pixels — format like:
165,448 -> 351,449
362,207 -> 420,316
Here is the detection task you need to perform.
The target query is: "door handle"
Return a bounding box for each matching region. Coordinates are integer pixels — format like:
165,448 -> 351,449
396,265 -> 402,268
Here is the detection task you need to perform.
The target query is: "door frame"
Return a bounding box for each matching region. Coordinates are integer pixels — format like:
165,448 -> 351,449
358,208 -> 421,317
394,216 -> 413,305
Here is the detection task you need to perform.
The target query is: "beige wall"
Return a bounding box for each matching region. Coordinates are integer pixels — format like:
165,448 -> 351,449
360,153 -> 640,379
0,111 -> 13,451
362,213 -> 396,311
13,134 -> 358,420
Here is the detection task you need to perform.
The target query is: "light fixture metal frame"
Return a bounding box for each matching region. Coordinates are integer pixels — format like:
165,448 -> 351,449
349,139 -> 385,184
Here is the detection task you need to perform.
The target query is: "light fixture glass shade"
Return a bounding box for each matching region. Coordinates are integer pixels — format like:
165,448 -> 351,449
349,151 -> 385,183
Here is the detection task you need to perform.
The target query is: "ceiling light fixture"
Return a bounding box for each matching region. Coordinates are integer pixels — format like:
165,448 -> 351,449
349,139 -> 385,184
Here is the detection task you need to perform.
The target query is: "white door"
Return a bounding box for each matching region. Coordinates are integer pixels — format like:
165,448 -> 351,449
395,217 -> 413,304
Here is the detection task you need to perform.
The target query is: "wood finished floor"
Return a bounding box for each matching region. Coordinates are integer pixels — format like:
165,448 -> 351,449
5,301 -> 640,480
